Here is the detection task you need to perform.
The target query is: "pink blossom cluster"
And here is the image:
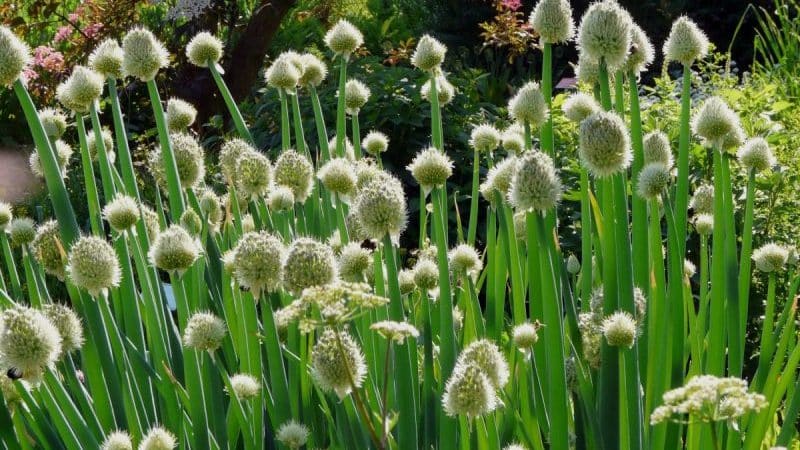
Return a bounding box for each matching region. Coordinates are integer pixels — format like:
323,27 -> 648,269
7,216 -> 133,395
23,46 -> 65,81
500,0 -> 522,11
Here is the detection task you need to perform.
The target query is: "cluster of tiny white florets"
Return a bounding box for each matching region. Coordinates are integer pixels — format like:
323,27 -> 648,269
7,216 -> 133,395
236,150 -> 272,200
0,305 -> 62,384
353,172 -> 408,241
529,0 -> 575,44
0,202 -> 11,231
41,303 -> 84,356
231,231 -> 284,296
89,39 -> 124,79
448,244 -> 483,280
412,34 -> 447,72
625,23 -> 655,74
100,430 -> 133,450
344,79 -> 370,114
29,140 -> 73,179
67,236 -> 121,297
407,146 -> 453,194
577,0 -> 632,70
318,157 -> 357,200
228,373 -> 261,400
266,53 -> 301,91
32,220 -> 67,280
149,132 -> 206,190
370,320 -> 419,343
38,107 -> 68,139
186,31 -> 223,68
121,27 -> 169,81
601,311 -> 638,348
138,427 -> 177,450
166,98 -> 197,132
324,20 -> 363,58
501,124 -> 525,154
562,92 -> 600,123
421,75 -> 455,105
512,321 -> 541,358
480,156 -> 518,205
362,130 -> 389,156
311,328 -> 367,399
283,238 -> 336,295
650,375 -> 766,425
9,217 -> 35,247
691,96 -> 741,147
737,137 -> 776,173
337,242 -> 372,283
56,66 -> 104,113
299,53 -> 327,87
509,151 -> 561,211
0,26 -> 30,87
690,184 -> 714,215
276,420 -> 310,449
508,81 -> 548,128
636,162 -> 671,200
103,194 -> 140,232
579,111 -> 632,177
148,225 -> 202,274
443,339 -> 508,418
183,312 -> 226,352
469,123 -> 501,153
752,243 -> 789,273
274,149 -> 314,203
663,16 -> 709,65
643,131 -> 673,167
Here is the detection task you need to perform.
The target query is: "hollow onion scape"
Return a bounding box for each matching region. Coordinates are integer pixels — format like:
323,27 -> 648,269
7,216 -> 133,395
0,3 -> 796,450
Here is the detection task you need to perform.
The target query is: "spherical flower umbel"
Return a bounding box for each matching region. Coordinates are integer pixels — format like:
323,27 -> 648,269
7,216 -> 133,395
407,146 -> 453,194
344,79 -> 370,114
0,202 -> 11,231
752,243 -> 789,273
421,75 -> 455,105
138,427 -> 177,450
636,162 -> 671,200
89,39 -> 124,79
219,138 -> 255,184
324,19 -> 363,57
228,373 -> 261,400
266,55 -> 300,91
183,312 -> 226,352
643,131 -> 673,167
690,184 -> 714,215
29,140 -> 73,179
577,0 -> 632,69
625,23 -> 655,74
38,108 -> 68,139
737,137 -> 775,173
663,16 -> 709,65
283,238 -> 336,295
56,66 -> 104,113
9,217 -> 35,247
508,81 -> 548,128
232,231 -> 284,296
602,311 -> 637,348
449,244 -> 483,279
67,236 -> 121,297
480,156 -> 518,205
362,130 -> 389,156
470,123 -> 501,153
0,26 -> 30,87
412,34 -> 447,72
311,328 -> 367,399
236,150 -> 272,200
274,149 -> 314,204
166,98 -> 197,132
650,375 -> 766,425
579,111 -> 632,177
413,258 -> 439,292
370,320 -> 419,343
530,0 -> 575,44
692,96 -> 740,147
87,127 -> 115,163
443,362 -> 499,418
179,210 -> 199,237
509,151 -> 561,211
32,220 -> 67,280
41,303 -> 84,356
101,430 -> 133,450
299,53 -> 327,87
103,195 -> 140,232
149,132 -> 205,190
268,186 -> 295,212
562,92 -> 600,123
512,322 -> 540,357
694,214 -> 714,236
186,31 -> 223,68
0,305 -> 62,383
502,125 -> 525,154
121,27 -> 169,81
337,242 -> 372,283
318,158 -> 357,200
457,339 -> 510,390
148,225 -> 202,274
276,420 -> 310,449
353,172 -> 408,240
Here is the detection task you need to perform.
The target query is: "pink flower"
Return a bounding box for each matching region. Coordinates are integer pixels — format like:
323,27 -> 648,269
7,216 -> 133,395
83,23 -> 103,39
54,26 -> 72,43
68,13 -> 79,23
22,67 -> 39,82
31,46 -> 65,74
500,0 -> 522,10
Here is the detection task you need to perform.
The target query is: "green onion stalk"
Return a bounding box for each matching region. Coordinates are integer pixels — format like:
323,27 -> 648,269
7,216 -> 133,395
208,62 -> 254,144
146,80 -> 186,220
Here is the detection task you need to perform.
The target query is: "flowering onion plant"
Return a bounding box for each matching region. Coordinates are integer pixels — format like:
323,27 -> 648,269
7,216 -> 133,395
0,2 -> 798,450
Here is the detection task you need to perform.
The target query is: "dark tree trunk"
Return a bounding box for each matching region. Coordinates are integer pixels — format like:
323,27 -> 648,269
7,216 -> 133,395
171,0 -> 296,130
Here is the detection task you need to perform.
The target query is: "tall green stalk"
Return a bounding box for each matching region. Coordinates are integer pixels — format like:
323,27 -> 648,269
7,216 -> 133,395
208,62 -> 254,143
628,72 -> 649,293
335,57 -> 348,158
107,77 -> 140,200
146,80 -> 186,220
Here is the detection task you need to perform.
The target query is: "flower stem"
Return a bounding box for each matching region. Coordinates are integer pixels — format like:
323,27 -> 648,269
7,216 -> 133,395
208,62 -> 253,143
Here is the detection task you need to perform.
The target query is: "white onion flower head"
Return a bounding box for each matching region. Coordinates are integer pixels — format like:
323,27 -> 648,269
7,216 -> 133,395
89,39 -> 124,79
480,156 -> 518,206
663,16 -> 709,65
625,23 -> 655,74
148,225 -> 202,274
362,130 -> 389,155
38,108 -> 68,139
328,135 -> 355,160
183,312 -> 226,352
722,123 -> 746,152
337,242 -> 372,282
344,79 -> 370,114
694,214 -> 714,236
152,132 -> 206,189
9,217 -> 35,247
274,149 -> 314,203
324,19 -> 363,57
86,127 -> 115,163
299,53 -> 327,87
219,138 -> 255,184
504,445 -> 527,450
512,322 -> 540,357
457,339 -> 510,389
268,185 -> 296,212
684,259 -> 696,278
67,236 -> 121,297
407,146 -> 453,194
101,430 -> 133,450
562,92 -> 600,123
228,373 -> 261,400
166,98 -> 197,131
283,238 -> 336,295
530,0 -> 575,44
186,31 -> 223,68
421,75 -> 455,105
508,81 -> 548,128
692,96 -> 740,147
311,328 -> 367,399
412,34 -> 447,72
443,363 -> 498,418
690,184 -> 714,215
579,111 -> 632,177
449,244 -> 483,279
197,190 -> 223,230
42,303 -> 84,356
650,375 -> 766,425
122,27 -> 169,81
753,243 -> 789,273
32,220 -> 67,279
0,202 -> 11,231
575,53 -> 603,85
236,150 -> 272,200
0,26 -> 30,87
636,163 -> 671,200
180,209 -> 202,236
318,157 -> 357,200
501,124 -> 525,154
138,427 -> 176,450
0,305 -> 62,383
103,195 -> 140,232
232,231 -> 285,296
56,66 -> 104,113
577,0 -> 632,69
413,258 -> 439,292
602,311 -> 637,347
738,137 -> 775,173
509,151 -> 561,211
470,123 -> 501,153
398,269 -> 416,295
276,420 -> 310,449
371,320 -> 419,343
643,131 -> 673,167
353,172 -> 407,240
266,55 -> 300,91
29,140 -> 73,179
